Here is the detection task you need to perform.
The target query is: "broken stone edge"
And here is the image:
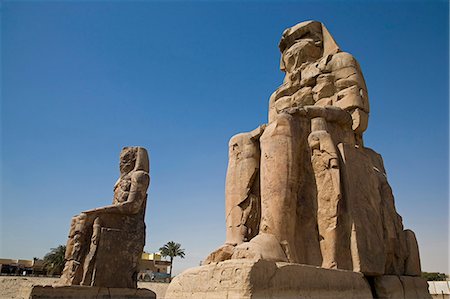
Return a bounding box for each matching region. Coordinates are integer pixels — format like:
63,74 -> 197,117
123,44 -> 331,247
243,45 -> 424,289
28,285 -> 156,299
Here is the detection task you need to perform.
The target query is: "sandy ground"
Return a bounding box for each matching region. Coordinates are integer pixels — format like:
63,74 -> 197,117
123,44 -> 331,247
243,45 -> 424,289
0,276 -> 169,299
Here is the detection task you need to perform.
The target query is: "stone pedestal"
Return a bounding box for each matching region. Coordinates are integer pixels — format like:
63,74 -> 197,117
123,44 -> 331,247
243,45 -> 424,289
373,275 -> 431,299
29,285 -> 155,299
165,260 -> 373,299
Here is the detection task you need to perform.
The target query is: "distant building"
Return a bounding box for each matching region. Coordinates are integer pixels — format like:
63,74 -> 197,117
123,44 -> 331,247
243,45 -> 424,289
0,258 -> 44,275
138,252 -> 171,282
428,281 -> 450,299
1,253 -> 170,281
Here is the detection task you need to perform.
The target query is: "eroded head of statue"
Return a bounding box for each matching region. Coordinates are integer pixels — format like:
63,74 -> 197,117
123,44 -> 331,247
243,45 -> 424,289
120,147 -> 137,175
279,21 -> 323,73
119,146 -> 149,176
279,21 -> 339,73
282,39 -> 322,73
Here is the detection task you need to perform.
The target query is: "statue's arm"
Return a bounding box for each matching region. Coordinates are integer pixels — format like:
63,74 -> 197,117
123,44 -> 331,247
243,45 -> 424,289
83,171 -> 150,215
118,171 -> 150,214
325,52 -> 369,113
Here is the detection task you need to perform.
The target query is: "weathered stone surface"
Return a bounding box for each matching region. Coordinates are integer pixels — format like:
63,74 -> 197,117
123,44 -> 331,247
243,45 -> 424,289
231,233 -> 288,262
29,285 -> 155,299
0,276 -> 167,299
205,19 -> 424,276
269,22 -> 368,144
195,19 -> 429,299
224,126 -> 264,246
366,148 -> 408,276
339,144 -> 386,275
166,260 -> 373,299
204,126 -> 264,265
373,275 -> 432,299
59,147 -> 150,289
258,113 -> 305,263
373,275 -> 405,299
404,229 -> 422,276
308,117 -> 342,270
399,276 -> 432,299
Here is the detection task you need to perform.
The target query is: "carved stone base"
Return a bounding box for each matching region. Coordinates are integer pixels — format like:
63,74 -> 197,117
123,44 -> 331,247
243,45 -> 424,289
165,260 -> 374,299
29,285 -> 156,299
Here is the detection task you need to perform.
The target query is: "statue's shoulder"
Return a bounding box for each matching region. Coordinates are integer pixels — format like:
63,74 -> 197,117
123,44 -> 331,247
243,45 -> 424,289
131,170 -> 150,185
325,52 -> 360,71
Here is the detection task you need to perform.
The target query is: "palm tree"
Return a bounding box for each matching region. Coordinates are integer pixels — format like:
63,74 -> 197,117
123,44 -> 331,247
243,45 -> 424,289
43,245 -> 66,276
159,241 -> 185,280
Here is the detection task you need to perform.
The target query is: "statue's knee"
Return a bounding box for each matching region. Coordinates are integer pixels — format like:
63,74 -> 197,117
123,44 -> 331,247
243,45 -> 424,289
262,113 -> 296,139
228,132 -> 260,160
228,132 -> 251,149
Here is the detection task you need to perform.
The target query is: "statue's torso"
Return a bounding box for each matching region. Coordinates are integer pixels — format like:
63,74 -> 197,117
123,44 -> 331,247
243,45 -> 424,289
113,175 -> 132,204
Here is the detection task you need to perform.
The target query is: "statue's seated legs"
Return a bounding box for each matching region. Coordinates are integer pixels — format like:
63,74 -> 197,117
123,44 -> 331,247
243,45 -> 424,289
206,114 -> 309,264
204,128 -> 263,264
60,213 -> 91,285
232,113 -> 305,263
61,211 -> 145,288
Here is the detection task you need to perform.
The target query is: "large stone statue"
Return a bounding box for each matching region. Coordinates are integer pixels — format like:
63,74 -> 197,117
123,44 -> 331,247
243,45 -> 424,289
60,146 -> 150,288
167,21 -> 430,299
30,147 -> 155,298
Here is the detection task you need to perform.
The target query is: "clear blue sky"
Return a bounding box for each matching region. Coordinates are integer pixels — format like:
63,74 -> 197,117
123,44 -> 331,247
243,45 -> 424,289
1,1 -> 448,275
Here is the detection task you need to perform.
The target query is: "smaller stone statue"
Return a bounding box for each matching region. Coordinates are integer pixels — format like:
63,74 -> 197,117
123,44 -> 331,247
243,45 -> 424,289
59,146 -> 150,289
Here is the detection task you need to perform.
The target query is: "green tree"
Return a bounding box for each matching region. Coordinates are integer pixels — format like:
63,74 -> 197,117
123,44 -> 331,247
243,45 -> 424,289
422,271 -> 448,281
159,241 -> 185,280
43,245 -> 66,276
